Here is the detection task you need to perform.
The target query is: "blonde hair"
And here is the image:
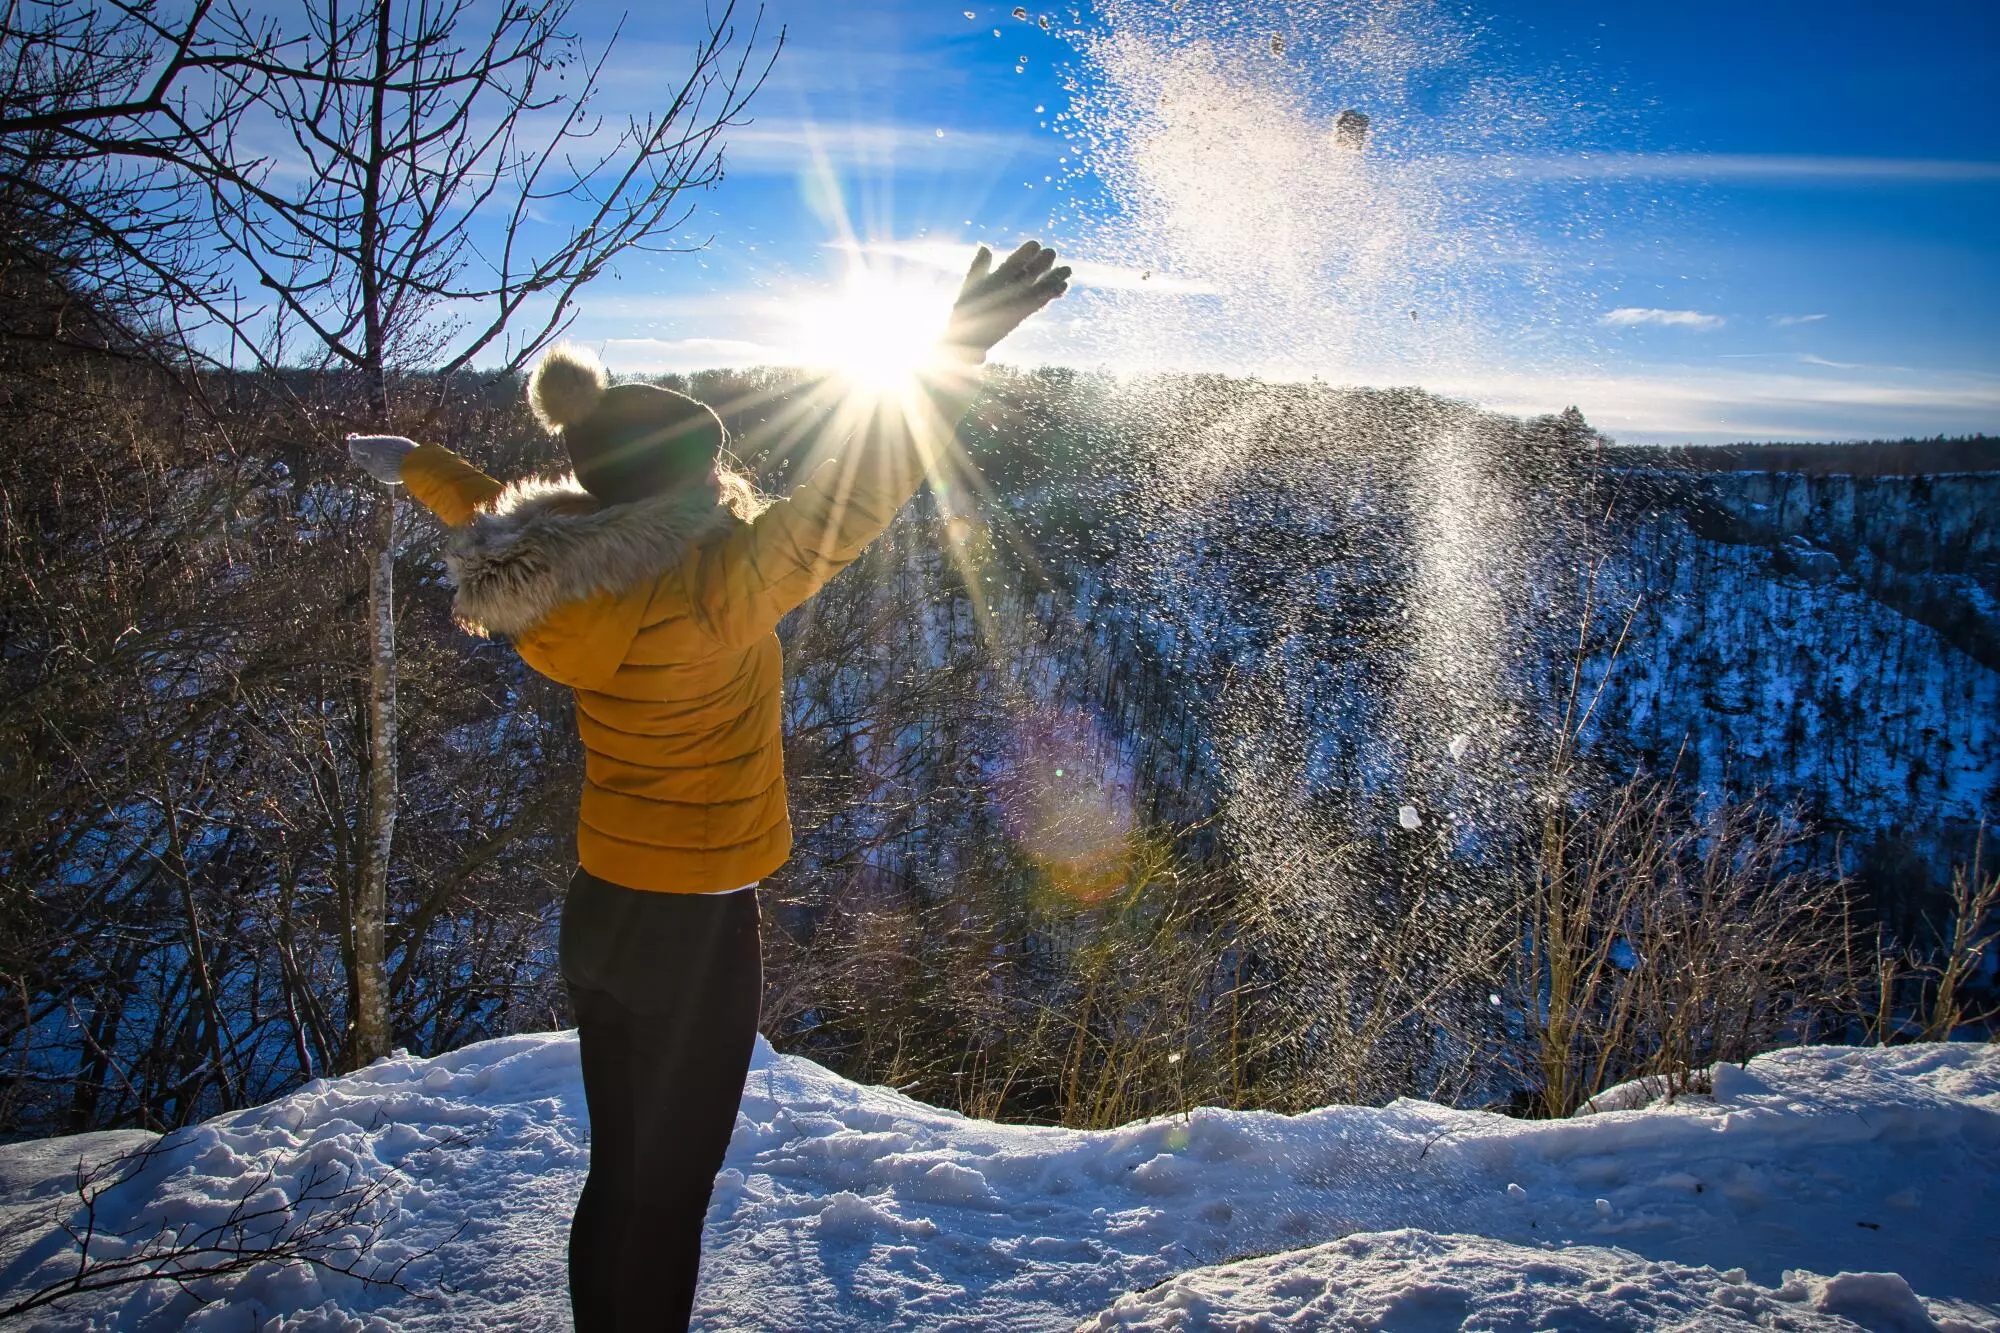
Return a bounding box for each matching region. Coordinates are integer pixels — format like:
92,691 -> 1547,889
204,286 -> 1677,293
715,462 -> 768,521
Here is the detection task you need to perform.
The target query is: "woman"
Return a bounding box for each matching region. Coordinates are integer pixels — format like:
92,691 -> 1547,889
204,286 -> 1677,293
347,242 -> 1069,1331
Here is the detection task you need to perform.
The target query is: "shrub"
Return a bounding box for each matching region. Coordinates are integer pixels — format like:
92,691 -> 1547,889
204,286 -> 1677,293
1511,776 -> 1859,1118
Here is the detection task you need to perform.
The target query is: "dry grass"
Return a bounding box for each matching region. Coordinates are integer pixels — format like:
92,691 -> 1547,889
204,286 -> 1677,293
1864,828 -> 2000,1043
1512,775 -> 1859,1118
763,819 -> 1289,1129
1921,841 -> 2000,1038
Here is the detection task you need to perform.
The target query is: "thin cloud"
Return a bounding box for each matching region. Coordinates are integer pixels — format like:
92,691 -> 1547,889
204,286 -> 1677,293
1452,153 -> 2000,184
1429,362 -> 2000,445
1718,351 -> 1874,371
720,121 -> 1039,174
1600,307 -> 1727,332
828,240 -> 1220,295
580,293 -> 778,321
1771,313 -> 1829,327
592,41 -> 935,99
598,337 -> 785,373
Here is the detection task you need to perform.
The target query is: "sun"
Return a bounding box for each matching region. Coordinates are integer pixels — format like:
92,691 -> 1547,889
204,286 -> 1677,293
790,261 -> 955,391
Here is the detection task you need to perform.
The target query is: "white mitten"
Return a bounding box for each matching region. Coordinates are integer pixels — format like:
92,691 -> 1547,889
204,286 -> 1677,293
347,434 -> 418,485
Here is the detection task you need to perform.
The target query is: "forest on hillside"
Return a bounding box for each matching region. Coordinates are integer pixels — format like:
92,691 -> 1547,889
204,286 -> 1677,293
6,307 -> 1996,1140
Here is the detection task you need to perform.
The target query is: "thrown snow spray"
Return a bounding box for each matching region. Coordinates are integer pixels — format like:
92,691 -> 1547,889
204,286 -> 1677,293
1052,0 -> 1603,382
1041,0 -> 1613,1104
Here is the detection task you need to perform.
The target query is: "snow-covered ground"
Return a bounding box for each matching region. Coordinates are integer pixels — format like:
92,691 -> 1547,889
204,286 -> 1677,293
0,1036 -> 1993,1331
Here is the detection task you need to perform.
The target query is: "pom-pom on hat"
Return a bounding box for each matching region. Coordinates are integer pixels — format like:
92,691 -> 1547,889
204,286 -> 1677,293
526,344 -> 608,431
526,344 -> 725,505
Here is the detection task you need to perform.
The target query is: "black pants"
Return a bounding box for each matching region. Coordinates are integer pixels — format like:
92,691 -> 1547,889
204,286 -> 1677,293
559,868 -> 762,1333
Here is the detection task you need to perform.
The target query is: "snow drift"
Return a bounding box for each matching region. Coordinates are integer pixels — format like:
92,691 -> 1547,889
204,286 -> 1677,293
0,1035 -> 1993,1330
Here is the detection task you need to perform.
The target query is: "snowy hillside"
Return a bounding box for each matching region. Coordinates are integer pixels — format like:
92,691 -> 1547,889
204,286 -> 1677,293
0,1036 -> 1994,1331
1601,467 -> 2000,883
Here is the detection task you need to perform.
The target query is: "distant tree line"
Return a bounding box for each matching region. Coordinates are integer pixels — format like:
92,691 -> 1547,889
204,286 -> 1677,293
1608,435 -> 2000,477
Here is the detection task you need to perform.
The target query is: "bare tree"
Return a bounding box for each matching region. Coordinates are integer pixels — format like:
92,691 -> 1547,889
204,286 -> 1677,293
177,0 -> 776,1067
0,0 -> 279,349
0,342 -> 580,1134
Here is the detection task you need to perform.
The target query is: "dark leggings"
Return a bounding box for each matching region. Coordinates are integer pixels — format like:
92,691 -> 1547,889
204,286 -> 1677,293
559,868 -> 762,1333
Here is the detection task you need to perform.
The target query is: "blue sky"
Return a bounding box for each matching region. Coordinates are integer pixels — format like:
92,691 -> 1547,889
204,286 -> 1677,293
551,0 -> 1998,445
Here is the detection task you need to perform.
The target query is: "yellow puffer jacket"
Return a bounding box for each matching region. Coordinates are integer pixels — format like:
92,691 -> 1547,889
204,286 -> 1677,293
400,369 -> 981,893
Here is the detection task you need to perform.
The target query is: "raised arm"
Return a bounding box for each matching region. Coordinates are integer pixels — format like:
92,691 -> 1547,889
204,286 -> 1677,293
682,365 -> 981,646
685,242 -> 1071,647
348,434 -> 504,528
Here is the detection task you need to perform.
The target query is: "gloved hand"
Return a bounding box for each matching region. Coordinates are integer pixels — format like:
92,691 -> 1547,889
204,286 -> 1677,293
347,434 -> 417,485
942,241 -> 1071,362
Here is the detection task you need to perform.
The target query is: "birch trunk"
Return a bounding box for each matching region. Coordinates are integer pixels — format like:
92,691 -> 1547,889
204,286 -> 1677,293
343,0 -> 396,1074
350,494 -> 396,1068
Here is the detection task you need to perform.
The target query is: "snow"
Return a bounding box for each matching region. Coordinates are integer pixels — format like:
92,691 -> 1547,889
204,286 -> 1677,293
1081,1231 -> 1975,1332
0,1037 -> 1993,1330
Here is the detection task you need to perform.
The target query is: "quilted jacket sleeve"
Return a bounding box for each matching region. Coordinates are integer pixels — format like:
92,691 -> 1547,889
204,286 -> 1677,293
681,361 -> 985,649
400,443 -> 506,528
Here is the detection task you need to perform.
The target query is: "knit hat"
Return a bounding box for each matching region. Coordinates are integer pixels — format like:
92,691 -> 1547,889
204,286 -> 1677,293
527,345 -> 725,505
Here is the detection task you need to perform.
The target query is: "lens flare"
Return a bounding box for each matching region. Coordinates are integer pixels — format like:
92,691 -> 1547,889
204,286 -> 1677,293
993,710 -> 1138,906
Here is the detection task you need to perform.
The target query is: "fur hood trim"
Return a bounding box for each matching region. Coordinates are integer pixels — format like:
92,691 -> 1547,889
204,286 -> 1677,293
447,473 -> 739,638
